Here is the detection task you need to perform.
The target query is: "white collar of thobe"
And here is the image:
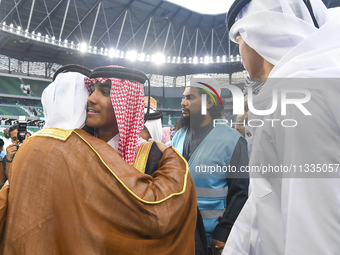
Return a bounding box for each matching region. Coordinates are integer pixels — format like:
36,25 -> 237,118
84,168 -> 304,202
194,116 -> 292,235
107,133 -> 120,151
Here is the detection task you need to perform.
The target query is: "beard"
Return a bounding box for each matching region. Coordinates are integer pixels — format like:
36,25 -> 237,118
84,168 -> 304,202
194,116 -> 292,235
175,111 -> 206,131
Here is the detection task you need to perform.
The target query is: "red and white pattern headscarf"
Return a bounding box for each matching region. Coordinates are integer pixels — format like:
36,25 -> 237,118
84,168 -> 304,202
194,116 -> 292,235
84,77 -> 92,94
91,66 -> 144,165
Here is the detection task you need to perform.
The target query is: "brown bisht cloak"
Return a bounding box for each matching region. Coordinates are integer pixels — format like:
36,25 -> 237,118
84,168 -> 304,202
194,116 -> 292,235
0,128 -> 197,254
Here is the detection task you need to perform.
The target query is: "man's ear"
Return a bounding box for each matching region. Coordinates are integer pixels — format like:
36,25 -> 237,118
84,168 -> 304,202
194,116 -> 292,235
207,96 -> 214,109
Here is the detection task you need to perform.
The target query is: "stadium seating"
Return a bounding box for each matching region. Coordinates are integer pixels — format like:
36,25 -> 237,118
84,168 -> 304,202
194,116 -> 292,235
22,78 -> 50,97
0,105 -> 30,116
153,96 -> 182,110
0,76 -> 25,95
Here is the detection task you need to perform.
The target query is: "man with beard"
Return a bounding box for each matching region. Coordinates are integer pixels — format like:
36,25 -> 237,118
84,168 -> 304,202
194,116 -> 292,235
172,75 -> 249,255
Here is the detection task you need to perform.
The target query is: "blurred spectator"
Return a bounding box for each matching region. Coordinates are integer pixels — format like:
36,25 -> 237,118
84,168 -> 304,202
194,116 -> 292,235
2,125 -> 19,179
3,125 -> 30,179
0,139 -> 5,159
0,139 -> 7,186
161,127 -> 172,146
2,128 -> 11,154
235,117 -> 245,137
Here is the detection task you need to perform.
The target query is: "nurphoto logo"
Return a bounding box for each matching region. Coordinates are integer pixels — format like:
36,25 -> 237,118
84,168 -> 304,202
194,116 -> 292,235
192,78 -> 312,128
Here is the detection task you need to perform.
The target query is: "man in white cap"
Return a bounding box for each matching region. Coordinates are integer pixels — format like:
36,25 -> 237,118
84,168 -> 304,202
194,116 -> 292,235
0,65 -> 197,255
223,1 -> 340,254
172,74 -> 249,255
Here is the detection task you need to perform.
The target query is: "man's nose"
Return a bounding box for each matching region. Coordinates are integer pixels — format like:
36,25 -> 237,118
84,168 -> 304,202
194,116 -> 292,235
87,90 -> 98,104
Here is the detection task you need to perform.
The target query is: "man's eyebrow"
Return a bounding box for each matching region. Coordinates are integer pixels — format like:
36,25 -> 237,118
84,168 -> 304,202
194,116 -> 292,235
183,93 -> 194,98
97,84 -> 111,89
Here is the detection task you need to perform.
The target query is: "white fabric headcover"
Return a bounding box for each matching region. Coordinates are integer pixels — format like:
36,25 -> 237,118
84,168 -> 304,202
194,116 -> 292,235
229,0 -> 330,65
42,72 -> 90,129
144,109 -> 162,142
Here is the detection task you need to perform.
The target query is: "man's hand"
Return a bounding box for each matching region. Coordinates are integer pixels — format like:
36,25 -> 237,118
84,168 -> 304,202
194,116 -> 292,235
212,239 -> 225,255
6,144 -> 18,161
154,141 -> 168,153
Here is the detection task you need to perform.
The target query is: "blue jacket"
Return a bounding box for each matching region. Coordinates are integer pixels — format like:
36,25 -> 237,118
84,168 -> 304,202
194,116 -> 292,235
172,123 -> 248,247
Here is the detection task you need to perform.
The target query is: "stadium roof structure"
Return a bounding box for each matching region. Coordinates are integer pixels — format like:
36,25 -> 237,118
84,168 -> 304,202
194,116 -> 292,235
0,0 -> 339,76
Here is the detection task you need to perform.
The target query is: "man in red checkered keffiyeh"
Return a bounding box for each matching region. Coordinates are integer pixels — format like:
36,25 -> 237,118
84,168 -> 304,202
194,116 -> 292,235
86,66 -> 145,165
2,65 -> 197,255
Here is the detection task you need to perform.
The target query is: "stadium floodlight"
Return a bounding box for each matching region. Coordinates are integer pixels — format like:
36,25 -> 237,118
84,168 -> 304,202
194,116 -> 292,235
80,42 -> 87,53
109,48 -> 115,58
138,53 -> 146,61
127,51 -> 137,61
152,53 -> 165,64
0,21 -> 238,65
216,56 -> 220,63
204,55 -> 210,64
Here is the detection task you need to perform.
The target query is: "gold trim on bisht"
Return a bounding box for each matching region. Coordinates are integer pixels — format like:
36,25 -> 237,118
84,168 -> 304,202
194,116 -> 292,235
133,141 -> 154,173
32,127 -> 73,141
